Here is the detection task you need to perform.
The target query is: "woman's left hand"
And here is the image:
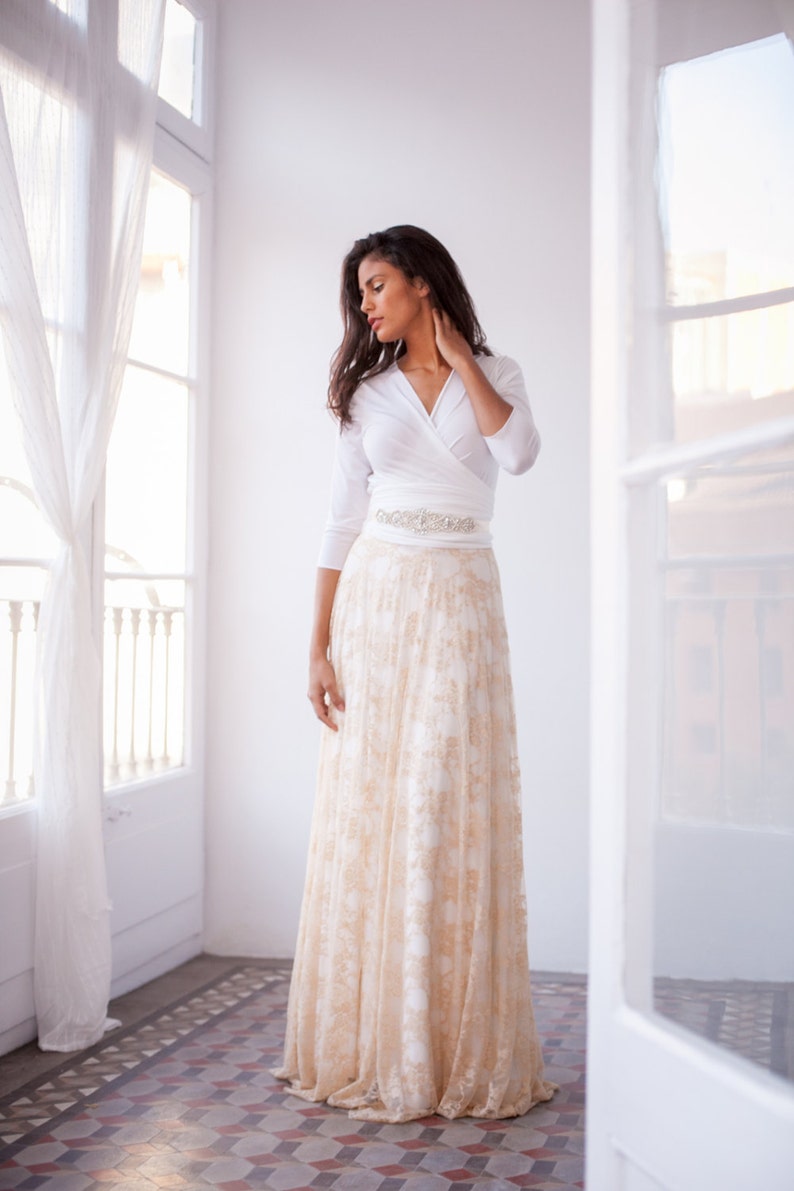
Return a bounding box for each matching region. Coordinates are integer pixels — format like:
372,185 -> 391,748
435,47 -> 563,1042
433,308 -> 474,370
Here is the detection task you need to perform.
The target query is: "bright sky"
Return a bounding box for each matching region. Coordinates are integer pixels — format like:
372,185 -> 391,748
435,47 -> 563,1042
658,34 -> 794,282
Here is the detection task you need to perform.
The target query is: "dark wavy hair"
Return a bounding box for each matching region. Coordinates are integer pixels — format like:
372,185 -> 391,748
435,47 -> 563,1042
328,225 -> 491,425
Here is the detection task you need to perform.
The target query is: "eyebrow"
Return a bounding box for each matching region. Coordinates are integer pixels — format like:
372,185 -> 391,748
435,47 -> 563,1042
361,272 -> 385,289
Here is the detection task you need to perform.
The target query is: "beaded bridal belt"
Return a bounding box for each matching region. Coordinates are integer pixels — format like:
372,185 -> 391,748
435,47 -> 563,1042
374,507 -> 481,535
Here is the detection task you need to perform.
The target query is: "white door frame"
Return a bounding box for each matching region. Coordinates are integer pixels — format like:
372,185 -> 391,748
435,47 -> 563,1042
586,0 -> 794,1186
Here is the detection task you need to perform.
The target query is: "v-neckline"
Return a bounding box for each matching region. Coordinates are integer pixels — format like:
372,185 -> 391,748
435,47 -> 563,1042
395,363 -> 455,421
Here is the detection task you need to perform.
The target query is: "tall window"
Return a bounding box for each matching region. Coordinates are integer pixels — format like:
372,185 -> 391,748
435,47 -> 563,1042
103,169 -> 192,787
0,0 -> 213,807
655,34 -> 794,830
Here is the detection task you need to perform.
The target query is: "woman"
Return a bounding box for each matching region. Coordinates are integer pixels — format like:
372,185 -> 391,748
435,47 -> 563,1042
273,226 -> 557,1123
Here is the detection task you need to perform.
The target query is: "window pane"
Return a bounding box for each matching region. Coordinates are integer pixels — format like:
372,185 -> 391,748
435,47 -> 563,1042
672,302 -> 794,440
47,0 -> 87,25
0,56 -> 81,328
633,4 -> 794,1078
103,577 -> 186,786
659,35 -> 794,305
0,342 -> 59,562
105,161 -> 196,792
128,170 -> 191,376
0,55 -> 74,813
106,367 -> 189,573
1,338 -> 56,806
158,0 -> 198,120
118,0 -> 169,82
651,443 -> 794,1077
661,443 -> 794,830
644,31 -> 794,448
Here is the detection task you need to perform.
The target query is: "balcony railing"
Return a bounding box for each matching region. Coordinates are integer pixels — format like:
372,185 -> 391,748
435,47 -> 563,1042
1,577 -> 185,809
2,596 -> 37,805
103,597 -> 185,787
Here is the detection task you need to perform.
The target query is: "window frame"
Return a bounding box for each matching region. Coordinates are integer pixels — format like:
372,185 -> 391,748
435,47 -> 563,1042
96,119 -> 213,798
155,0 -> 216,163
0,0 -> 214,813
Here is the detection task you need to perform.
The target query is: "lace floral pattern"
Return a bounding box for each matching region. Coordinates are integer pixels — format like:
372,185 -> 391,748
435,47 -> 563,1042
273,535 -> 557,1122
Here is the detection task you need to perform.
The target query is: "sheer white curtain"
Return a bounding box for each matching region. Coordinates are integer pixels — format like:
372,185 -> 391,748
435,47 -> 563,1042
0,0 -> 165,1051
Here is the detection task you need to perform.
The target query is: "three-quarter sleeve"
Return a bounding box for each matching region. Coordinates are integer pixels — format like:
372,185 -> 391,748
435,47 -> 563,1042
482,355 -> 541,475
317,415 -> 373,570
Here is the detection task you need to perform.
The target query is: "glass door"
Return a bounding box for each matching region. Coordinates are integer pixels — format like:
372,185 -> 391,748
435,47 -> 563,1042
587,0 -> 794,1186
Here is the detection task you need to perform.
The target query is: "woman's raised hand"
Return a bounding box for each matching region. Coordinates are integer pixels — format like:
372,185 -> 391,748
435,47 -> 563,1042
432,308 -> 474,370
308,655 -> 345,731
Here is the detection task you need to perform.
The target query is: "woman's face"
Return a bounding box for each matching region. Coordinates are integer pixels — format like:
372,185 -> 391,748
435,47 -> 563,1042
357,255 -> 428,343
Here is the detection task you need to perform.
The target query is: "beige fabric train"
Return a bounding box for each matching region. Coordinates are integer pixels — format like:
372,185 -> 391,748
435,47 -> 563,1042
272,534 -> 557,1123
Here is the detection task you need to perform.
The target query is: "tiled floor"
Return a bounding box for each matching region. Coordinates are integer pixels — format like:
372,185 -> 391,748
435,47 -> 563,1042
0,962 -> 587,1190
655,976 -> 794,1081
2,958 -> 790,1190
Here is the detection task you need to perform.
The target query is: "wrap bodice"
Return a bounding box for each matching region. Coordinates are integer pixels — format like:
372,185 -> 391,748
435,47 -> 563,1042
318,353 -> 540,569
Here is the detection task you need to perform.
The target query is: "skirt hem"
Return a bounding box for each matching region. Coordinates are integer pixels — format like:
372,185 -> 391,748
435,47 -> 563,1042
269,1068 -> 559,1124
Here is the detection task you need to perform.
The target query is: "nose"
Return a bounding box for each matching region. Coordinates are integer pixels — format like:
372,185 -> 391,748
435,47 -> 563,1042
360,290 -> 373,313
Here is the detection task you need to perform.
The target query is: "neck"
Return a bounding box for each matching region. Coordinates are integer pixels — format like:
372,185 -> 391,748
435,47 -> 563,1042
401,308 -> 446,372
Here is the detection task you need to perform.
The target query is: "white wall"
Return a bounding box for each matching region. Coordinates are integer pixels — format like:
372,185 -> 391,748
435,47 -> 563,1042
206,0 -> 591,973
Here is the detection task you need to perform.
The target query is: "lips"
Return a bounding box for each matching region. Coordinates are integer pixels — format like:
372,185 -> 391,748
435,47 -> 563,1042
368,317 -> 383,330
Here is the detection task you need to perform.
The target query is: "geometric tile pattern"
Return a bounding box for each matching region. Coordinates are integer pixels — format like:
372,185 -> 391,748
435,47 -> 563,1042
655,977 -> 794,1081
0,967 -> 587,1190
0,968 -> 288,1147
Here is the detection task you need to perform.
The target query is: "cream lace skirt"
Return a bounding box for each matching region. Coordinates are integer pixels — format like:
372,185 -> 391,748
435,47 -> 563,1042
273,534 -> 557,1122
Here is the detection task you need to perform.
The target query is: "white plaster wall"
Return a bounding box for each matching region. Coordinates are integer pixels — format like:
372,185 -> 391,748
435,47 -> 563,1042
206,0 -> 591,972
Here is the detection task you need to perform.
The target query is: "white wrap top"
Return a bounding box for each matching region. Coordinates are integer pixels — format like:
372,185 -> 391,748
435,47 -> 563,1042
318,352 -> 540,570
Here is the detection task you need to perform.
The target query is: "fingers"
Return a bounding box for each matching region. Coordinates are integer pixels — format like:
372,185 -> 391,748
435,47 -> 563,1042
307,668 -> 345,732
432,307 -> 449,345
433,308 -> 469,369
308,686 -> 338,731
433,308 -> 461,342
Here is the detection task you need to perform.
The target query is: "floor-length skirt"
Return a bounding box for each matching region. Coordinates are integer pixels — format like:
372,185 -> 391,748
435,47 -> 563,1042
273,533 -> 557,1122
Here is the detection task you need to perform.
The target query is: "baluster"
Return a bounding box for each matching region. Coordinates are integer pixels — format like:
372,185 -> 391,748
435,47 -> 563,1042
128,607 -> 141,776
662,599 -> 678,814
5,600 -> 23,804
28,601 -> 39,797
714,600 -> 727,817
161,609 -> 173,763
754,598 -> 769,825
108,606 -> 124,783
145,609 -> 158,771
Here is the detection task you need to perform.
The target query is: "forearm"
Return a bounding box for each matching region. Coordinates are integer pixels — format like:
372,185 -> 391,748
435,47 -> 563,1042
453,355 -> 514,437
310,567 -> 341,660
443,323 -> 540,474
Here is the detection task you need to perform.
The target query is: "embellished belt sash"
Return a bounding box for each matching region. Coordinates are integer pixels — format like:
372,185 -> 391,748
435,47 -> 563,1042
365,506 -> 492,549
374,507 -> 481,535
